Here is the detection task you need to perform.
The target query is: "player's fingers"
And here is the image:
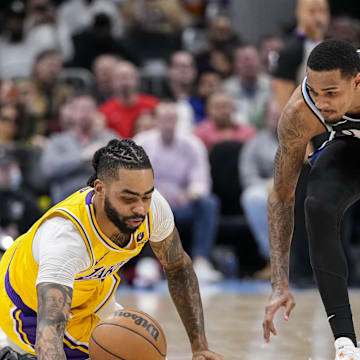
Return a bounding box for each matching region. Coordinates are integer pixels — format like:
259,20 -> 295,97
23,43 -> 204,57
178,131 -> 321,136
263,318 -> 276,343
283,298 -> 296,321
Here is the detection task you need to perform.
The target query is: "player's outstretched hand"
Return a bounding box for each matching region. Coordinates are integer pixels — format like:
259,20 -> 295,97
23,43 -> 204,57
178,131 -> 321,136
263,288 -> 296,343
193,349 -> 224,360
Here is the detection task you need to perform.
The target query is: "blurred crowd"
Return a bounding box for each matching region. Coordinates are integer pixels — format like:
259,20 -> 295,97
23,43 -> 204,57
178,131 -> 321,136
1,0 -> 360,286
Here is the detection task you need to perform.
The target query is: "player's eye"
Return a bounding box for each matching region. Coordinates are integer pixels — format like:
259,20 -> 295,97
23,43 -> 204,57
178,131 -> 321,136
122,197 -> 136,203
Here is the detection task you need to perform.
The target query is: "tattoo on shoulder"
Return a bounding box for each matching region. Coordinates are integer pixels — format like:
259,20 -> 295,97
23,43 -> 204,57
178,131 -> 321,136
35,282 -> 73,360
151,227 -> 185,267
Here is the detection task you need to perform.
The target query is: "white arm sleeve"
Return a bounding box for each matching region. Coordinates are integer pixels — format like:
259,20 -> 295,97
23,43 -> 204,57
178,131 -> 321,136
33,217 -> 91,288
149,190 -> 175,242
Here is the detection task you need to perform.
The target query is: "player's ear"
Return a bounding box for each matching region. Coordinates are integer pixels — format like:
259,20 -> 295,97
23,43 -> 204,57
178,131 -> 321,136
94,179 -> 105,198
354,72 -> 360,89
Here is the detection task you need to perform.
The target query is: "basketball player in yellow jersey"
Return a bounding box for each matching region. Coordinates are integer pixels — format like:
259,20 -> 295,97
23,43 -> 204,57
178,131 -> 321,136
0,139 -> 223,360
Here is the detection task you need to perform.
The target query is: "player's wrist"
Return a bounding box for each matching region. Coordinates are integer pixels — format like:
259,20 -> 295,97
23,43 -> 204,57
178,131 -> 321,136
191,336 -> 208,354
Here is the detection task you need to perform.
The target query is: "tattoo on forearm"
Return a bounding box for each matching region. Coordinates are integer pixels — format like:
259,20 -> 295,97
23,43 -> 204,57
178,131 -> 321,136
268,190 -> 293,290
268,105 -> 309,291
35,282 -> 73,360
151,229 -> 207,349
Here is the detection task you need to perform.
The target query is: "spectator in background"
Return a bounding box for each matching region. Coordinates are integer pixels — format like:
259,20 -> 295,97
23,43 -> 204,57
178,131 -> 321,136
239,100 -> 281,279
223,45 -> 272,129
133,111 -> 156,137
25,0 -> 57,29
195,15 -> 240,78
258,35 -> 284,74
17,49 -> 73,136
189,71 -> 221,124
0,103 -> 43,234
92,54 -> 119,104
122,0 -> 188,63
135,100 -> 222,283
57,0 -> 124,61
0,0 -> 60,79
0,147 -> 42,239
41,93 -> 118,204
326,16 -> 360,48
160,51 -> 197,134
194,92 -> 255,151
100,61 -> 158,138
68,13 -> 135,70
272,0 -> 329,109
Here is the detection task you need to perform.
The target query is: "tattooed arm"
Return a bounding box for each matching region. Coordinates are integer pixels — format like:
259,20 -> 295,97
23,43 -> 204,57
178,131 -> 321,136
35,282 -> 73,360
151,228 -> 223,360
263,89 -> 324,342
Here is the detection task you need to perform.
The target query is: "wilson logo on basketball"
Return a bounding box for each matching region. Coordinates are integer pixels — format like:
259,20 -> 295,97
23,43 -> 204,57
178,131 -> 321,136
114,311 -> 160,341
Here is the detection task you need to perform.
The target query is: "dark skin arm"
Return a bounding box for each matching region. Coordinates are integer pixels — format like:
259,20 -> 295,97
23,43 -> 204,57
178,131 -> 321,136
263,87 -> 324,343
151,227 -> 223,360
35,282 -> 73,360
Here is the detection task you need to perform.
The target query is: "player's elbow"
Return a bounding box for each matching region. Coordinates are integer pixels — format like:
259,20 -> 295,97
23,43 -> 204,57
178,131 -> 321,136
269,186 -> 295,207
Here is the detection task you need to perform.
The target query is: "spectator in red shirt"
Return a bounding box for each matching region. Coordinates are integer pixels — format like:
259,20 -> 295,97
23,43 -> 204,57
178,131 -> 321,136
100,60 -> 158,138
194,92 -> 255,151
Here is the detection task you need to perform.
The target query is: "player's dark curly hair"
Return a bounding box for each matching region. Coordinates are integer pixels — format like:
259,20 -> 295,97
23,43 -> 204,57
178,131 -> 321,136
307,39 -> 360,78
87,138 -> 153,187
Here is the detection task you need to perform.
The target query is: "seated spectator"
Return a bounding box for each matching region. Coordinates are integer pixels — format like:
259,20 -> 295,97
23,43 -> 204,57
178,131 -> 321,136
133,111 -> 156,137
189,71 -> 221,124
194,92 -> 255,151
157,51 -> 197,134
0,103 -> 43,236
0,147 -> 42,239
57,0 -> 125,60
92,54 -> 119,104
68,13 -> 135,70
326,15 -> 360,47
100,61 -> 158,138
223,45 -> 272,128
239,100 -> 280,279
0,0 -> 61,79
41,93 -> 118,204
122,0 -> 188,62
195,15 -> 240,78
135,100 -> 222,283
16,49 -> 73,136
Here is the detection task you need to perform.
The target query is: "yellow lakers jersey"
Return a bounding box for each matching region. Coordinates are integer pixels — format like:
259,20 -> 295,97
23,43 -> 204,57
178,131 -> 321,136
0,187 -> 152,359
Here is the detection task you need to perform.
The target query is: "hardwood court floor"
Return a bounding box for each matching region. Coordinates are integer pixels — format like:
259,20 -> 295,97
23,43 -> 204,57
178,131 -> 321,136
116,282 -> 360,360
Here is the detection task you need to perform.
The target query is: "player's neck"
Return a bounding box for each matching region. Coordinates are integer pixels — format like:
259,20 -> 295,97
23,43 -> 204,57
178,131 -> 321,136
92,194 -> 126,241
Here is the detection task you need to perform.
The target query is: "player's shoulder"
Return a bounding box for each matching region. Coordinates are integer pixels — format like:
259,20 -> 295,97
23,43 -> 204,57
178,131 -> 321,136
278,85 -> 323,140
150,189 -> 169,210
282,85 -> 315,121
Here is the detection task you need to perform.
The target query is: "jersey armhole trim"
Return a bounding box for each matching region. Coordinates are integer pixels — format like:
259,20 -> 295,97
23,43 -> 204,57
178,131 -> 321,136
48,208 -> 95,270
301,77 -> 332,132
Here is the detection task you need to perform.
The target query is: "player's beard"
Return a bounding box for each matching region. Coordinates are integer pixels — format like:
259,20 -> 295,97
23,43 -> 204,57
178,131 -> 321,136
104,196 -> 145,235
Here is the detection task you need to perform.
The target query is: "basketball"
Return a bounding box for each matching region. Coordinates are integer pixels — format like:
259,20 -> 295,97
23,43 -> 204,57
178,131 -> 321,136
89,309 -> 167,360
